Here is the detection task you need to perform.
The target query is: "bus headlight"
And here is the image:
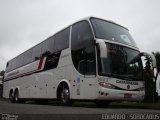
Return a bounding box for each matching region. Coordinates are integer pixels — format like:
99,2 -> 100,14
99,82 -> 116,89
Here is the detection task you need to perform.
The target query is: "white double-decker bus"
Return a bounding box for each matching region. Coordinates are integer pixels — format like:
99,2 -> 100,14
3,17 -> 152,106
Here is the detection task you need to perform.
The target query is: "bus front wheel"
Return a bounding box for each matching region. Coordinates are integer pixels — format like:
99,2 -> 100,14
59,84 -> 72,106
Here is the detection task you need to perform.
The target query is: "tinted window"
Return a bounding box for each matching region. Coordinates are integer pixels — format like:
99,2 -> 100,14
43,52 -> 61,70
16,54 -> 24,68
8,60 -> 12,71
47,36 -> 55,53
91,18 -> 138,48
23,49 -> 33,65
42,41 -> 48,54
6,61 -> 10,72
77,46 -> 96,75
84,46 -> 96,75
54,27 -> 70,52
6,62 -> 9,72
71,21 -> 95,75
32,44 -> 42,60
13,58 -> 17,70
41,40 -> 51,57
9,58 -> 16,71
71,21 -> 93,50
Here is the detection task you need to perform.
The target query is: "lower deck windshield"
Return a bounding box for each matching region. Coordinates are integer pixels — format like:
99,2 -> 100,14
97,43 -> 143,81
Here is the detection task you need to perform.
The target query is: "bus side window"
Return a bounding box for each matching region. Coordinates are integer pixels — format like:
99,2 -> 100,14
47,36 -> 55,54
32,44 -> 42,61
23,49 -> 33,65
6,62 -> 9,72
71,21 -> 93,51
16,54 -> 24,68
71,21 -> 95,75
77,46 -> 96,75
54,27 -> 70,52
41,40 -> 52,57
11,58 -> 16,71
84,46 -> 96,75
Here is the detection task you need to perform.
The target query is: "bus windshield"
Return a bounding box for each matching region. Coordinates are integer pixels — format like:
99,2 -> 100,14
91,18 -> 138,48
97,43 -> 143,81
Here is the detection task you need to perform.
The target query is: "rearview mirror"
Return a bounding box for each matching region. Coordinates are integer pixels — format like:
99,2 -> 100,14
96,39 -> 107,58
140,52 -> 157,68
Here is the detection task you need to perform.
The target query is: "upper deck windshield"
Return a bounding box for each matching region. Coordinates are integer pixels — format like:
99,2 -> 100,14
90,18 -> 138,48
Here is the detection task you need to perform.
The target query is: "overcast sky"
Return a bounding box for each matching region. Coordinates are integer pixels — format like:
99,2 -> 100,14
0,0 -> 160,71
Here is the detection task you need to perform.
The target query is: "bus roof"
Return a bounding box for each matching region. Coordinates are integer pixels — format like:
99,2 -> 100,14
6,16 -> 128,63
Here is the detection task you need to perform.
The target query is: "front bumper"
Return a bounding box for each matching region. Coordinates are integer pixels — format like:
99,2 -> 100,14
96,87 -> 145,101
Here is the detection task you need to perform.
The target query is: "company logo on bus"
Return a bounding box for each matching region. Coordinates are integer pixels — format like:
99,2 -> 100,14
116,80 -> 138,85
127,85 -> 130,89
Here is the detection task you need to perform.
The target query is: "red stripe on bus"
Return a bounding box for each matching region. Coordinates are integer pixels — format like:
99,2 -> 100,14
5,69 -> 38,81
38,58 -> 44,70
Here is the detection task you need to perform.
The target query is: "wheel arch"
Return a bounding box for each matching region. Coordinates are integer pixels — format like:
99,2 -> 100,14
56,79 -> 71,100
13,86 -> 20,97
14,88 -> 19,93
9,86 -> 20,94
9,88 -> 14,95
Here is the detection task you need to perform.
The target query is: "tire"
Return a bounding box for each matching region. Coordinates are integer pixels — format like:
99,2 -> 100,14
9,91 -> 14,103
14,90 -> 20,103
59,84 -> 72,106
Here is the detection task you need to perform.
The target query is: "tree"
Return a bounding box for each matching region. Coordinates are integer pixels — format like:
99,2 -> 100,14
143,56 -> 155,102
143,52 -> 160,103
0,70 -> 5,76
0,70 -> 5,81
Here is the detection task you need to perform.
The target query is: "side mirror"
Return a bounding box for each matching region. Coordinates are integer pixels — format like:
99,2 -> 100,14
96,39 -> 107,58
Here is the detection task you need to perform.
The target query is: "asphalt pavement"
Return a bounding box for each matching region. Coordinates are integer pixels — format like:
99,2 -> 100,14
0,99 -> 160,120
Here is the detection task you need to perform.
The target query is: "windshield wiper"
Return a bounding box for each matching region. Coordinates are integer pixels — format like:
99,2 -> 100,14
102,73 -> 125,80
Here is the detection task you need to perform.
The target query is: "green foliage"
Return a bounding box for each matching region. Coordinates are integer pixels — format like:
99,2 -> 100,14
143,56 -> 156,103
0,70 -> 5,76
0,70 -> 5,81
143,51 -> 160,103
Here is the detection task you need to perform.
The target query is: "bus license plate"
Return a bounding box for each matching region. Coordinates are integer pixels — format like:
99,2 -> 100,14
124,93 -> 132,98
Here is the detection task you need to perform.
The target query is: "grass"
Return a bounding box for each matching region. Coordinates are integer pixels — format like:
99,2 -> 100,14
1,97 -> 160,109
73,101 -> 160,109
109,101 -> 160,109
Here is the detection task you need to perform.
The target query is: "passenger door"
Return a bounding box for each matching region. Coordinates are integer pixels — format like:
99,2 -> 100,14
71,20 -> 96,99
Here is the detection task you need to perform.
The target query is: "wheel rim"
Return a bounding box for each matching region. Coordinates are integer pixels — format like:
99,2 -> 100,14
15,94 -> 18,101
61,88 -> 69,104
9,92 -> 14,100
14,92 -> 19,102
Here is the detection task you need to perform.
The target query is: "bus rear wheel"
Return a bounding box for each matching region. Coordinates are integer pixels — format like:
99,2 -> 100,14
14,90 -> 20,103
9,90 -> 14,103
